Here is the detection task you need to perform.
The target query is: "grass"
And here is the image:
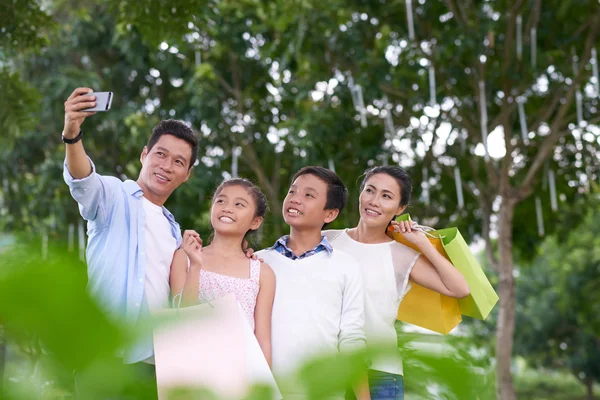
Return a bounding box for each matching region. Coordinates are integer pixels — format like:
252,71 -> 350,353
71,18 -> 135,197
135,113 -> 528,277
515,368 -> 598,400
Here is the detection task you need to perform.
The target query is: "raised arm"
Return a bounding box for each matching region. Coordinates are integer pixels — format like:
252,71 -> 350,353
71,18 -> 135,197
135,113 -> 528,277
62,88 -> 117,225
254,263 -> 275,367
63,87 -> 96,179
177,230 -> 204,307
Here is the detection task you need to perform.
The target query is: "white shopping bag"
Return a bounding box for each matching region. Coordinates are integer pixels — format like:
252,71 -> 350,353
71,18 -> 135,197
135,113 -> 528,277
153,294 -> 247,399
237,302 -> 282,399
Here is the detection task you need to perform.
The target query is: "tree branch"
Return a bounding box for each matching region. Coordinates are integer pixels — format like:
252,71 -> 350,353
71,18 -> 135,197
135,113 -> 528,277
443,0 -> 466,26
500,103 -> 514,195
490,101 -> 517,131
230,52 -> 242,104
215,72 -> 235,96
530,87 -> 567,133
501,1 -> 525,76
525,0 -> 541,34
379,84 -> 410,101
455,0 -> 470,28
497,2 -> 528,194
518,17 -> 599,200
439,153 -> 499,271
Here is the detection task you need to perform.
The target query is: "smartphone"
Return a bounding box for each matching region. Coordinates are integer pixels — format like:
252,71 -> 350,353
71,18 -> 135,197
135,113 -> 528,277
81,91 -> 113,112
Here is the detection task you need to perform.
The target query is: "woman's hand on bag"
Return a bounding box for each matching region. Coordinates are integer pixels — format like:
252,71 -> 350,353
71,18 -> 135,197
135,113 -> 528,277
392,220 -> 429,248
182,229 -> 203,267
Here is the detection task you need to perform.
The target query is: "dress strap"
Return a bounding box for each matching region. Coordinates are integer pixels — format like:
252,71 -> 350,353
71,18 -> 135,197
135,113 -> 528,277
250,258 -> 261,282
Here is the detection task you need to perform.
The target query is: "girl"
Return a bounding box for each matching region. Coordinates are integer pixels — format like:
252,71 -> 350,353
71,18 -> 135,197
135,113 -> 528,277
170,178 -> 276,366
325,166 -> 470,400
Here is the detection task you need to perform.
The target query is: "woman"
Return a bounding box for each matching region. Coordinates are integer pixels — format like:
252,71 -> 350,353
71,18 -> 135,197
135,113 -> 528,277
325,166 -> 470,400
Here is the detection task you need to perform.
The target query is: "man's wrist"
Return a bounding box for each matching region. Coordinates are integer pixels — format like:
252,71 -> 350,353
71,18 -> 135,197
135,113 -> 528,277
62,129 -> 83,144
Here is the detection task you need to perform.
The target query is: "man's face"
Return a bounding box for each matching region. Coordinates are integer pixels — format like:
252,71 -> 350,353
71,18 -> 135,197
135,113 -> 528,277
138,134 -> 192,205
282,173 -> 338,230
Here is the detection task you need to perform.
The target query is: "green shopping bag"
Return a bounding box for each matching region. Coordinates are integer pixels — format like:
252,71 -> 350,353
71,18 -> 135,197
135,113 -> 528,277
436,227 -> 499,320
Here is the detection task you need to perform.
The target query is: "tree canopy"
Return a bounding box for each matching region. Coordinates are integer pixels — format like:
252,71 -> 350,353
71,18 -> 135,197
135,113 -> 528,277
1,1 -> 599,398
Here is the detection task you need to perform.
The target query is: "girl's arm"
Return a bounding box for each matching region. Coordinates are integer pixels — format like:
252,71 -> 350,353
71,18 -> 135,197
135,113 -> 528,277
398,221 -> 471,298
254,263 -> 276,367
181,261 -> 202,307
169,249 -> 189,298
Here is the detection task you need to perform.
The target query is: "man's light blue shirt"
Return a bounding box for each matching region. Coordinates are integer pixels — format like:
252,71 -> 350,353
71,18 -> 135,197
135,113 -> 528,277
64,158 -> 182,363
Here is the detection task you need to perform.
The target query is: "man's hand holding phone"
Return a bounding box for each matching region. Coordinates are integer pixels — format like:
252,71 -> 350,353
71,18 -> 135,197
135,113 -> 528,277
63,87 -> 97,140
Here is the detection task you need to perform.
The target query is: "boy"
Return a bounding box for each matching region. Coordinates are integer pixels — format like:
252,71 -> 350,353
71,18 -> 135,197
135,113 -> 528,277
257,166 -> 368,400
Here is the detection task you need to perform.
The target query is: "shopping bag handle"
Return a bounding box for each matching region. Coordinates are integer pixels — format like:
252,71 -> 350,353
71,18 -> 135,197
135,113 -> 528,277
394,223 -> 445,239
415,225 -> 444,239
172,291 -> 215,309
395,214 -> 445,239
172,292 -> 183,309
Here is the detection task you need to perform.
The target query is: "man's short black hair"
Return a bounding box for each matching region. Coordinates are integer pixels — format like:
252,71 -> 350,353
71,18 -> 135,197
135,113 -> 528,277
147,119 -> 199,169
291,166 -> 348,213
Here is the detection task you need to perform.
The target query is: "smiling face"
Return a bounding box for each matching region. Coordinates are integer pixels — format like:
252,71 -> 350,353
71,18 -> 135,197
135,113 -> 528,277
210,184 -> 263,237
137,134 -> 192,206
282,173 -> 339,230
359,173 -> 406,230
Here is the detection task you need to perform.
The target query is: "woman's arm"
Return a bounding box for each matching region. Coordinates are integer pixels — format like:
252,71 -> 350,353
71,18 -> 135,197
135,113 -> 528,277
398,221 -> 471,298
254,263 -> 275,367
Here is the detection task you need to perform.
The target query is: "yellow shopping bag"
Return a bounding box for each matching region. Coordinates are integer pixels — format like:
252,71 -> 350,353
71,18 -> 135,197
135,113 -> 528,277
391,217 -> 462,334
391,214 -> 499,333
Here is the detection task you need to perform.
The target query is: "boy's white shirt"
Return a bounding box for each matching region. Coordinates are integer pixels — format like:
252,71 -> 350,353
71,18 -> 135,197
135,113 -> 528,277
324,229 -> 421,376
256,247 -> 366,399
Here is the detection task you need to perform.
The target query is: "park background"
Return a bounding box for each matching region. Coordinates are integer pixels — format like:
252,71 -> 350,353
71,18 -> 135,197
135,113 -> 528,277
0,0 -> 599,399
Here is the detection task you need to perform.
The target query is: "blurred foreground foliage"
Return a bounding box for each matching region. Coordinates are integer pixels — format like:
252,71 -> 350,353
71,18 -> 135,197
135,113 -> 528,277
0,238 -> 494,399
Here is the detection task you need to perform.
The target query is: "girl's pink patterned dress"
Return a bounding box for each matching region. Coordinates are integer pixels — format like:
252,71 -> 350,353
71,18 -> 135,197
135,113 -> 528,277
198,258 -> 261,330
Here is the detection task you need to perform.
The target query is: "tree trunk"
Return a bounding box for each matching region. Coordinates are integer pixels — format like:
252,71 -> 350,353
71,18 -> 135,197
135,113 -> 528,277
585,378 -> 595,400
495,198 -> 517,400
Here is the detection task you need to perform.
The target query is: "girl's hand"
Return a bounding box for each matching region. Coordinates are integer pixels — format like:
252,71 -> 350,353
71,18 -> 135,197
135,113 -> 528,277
391,220 -> 430,248
182,230 -> 203,267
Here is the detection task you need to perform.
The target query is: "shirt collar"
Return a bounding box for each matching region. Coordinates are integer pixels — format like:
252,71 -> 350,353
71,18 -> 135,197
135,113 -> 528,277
125,180 -> 177,223
123,180 -> 143,197
270,235 -> 334,255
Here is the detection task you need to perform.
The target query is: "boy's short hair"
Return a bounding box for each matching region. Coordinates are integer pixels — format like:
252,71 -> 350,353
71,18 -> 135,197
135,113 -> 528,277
291,166 -> 348,213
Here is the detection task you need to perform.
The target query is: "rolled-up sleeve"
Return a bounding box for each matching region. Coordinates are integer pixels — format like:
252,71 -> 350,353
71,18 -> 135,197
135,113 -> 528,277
338,258 -> 367,353
63,157 -> 110,226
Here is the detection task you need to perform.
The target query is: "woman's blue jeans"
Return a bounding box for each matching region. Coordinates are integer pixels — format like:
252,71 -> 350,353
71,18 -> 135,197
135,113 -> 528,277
368,369 -> 404,400
346,369 -> 404,400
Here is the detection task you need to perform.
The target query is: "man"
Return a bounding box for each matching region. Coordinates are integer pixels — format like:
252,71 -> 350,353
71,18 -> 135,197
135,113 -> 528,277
257,166 -> 369,400
62,88 -> 198,369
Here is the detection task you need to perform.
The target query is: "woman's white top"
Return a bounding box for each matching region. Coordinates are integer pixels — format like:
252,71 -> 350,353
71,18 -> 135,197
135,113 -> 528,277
325,229 -> 420,375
